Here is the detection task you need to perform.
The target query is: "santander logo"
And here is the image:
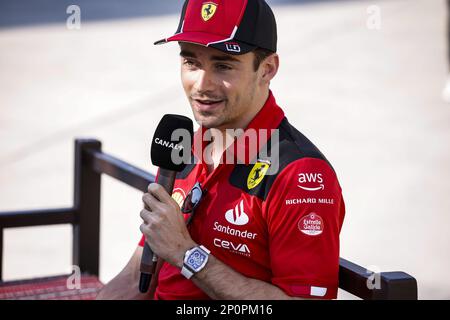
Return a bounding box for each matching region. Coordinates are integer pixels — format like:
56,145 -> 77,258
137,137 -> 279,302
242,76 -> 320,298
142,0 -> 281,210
298,173 -> 324,191
225,200 -> 249,226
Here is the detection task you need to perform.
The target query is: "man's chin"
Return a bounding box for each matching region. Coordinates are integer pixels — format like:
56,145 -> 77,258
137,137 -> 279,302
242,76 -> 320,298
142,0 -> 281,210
193,113 -> 225,129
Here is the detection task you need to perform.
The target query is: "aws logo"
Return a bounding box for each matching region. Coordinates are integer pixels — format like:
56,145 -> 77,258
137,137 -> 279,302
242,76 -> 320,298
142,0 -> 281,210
298,173 -> 324,191
201,2 -> 217,21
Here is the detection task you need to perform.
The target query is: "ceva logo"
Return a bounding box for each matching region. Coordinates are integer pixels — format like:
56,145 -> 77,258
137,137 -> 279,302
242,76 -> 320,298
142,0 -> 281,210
225,200 -> 249,226
298,173 -> 324,191
214,238 -> 251,256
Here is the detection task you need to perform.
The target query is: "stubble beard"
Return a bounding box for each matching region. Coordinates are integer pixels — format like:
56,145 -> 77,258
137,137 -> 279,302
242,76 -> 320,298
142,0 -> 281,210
191,74 -> 258,130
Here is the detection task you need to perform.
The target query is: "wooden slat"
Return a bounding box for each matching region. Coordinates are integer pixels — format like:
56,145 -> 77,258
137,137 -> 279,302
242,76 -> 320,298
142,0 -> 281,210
73,139 -> 102,277
86,149 -> 155,192
0,208 -> 76,228
339,258 -> 417,299
0,228 -> 3,282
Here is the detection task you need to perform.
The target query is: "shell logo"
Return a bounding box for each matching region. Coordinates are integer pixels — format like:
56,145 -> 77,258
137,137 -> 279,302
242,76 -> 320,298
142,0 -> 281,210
171,188 -> 186,208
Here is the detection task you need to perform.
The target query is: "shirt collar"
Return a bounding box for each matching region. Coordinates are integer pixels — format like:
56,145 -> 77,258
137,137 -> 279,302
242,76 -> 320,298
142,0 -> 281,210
192,90 -> 285,165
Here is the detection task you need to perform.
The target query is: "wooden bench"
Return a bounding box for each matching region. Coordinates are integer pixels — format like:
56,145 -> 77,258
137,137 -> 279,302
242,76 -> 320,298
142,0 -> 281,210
0,139 -> 418,300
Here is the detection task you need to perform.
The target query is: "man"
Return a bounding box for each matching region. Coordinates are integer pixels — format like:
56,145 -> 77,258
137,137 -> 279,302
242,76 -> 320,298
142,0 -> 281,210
97,0 -> 345,300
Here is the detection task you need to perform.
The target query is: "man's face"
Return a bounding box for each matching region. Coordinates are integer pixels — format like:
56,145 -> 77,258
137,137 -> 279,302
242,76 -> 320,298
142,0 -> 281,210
179,42 -> 261,129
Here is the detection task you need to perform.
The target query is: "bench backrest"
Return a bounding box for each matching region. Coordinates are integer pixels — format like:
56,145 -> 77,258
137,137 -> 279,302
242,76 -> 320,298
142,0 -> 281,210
0,139 -> 418,299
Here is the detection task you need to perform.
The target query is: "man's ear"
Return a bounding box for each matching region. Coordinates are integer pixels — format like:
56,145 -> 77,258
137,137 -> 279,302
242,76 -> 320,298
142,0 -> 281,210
260,53 -> 279,85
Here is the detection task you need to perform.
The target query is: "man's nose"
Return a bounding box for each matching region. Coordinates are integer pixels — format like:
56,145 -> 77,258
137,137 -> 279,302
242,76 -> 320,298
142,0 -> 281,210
193,69 -> 216,93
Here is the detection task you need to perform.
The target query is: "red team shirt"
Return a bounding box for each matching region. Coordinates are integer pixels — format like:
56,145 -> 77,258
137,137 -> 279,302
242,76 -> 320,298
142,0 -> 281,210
139,91 -> 345,299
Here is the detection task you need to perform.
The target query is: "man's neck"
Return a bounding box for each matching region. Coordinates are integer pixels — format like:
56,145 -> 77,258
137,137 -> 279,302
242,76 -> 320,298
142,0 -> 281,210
205,89 -> 270,173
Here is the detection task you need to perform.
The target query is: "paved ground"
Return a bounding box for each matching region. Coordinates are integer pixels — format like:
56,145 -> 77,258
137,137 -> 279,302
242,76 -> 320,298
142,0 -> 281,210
0,0 -> 449,299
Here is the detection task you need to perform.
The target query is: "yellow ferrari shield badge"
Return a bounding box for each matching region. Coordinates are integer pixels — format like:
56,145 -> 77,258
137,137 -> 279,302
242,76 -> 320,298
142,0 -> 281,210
202,2 -> 217,21
247,160 -> 271,190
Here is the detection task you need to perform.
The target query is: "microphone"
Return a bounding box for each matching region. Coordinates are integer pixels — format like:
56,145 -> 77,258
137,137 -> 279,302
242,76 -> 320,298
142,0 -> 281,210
139,114 -> 193,293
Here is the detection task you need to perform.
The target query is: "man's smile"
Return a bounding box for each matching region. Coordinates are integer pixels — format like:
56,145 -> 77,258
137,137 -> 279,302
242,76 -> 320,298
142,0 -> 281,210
192,98 -> 225,112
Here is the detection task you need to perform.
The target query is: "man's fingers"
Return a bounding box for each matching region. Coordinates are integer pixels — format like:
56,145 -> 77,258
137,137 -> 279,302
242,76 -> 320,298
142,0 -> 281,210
139,223 -> 148,235
148,183 -> 175,206
140,208 -> 151,223
142,192 -> 159,211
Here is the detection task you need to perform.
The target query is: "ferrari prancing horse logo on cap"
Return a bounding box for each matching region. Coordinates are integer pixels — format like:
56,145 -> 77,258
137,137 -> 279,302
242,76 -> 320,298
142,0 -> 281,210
202,2 -> 218,21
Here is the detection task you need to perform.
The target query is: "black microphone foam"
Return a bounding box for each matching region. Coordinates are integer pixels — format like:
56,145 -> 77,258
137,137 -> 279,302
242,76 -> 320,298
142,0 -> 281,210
139,114 -> 194,294
151,114 -> 193,171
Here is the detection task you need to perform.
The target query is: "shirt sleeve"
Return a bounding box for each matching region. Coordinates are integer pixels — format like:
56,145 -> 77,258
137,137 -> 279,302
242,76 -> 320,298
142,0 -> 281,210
138,235 -> 145,247
262,157 -> 345,299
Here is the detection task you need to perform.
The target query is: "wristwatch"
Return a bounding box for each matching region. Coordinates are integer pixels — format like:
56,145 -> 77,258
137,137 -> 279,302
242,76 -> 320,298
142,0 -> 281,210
181,245 -> 210,279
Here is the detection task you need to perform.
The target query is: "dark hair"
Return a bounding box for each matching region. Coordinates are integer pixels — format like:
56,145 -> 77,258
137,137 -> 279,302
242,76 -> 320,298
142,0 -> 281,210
253,48 -> 275,71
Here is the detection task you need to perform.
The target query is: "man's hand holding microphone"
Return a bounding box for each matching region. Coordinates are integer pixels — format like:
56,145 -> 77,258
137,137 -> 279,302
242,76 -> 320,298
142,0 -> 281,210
138,114 -> 196,294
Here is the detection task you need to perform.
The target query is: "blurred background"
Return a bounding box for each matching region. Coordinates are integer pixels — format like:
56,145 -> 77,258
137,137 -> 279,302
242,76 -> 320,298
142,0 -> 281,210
0,0 -> 449,299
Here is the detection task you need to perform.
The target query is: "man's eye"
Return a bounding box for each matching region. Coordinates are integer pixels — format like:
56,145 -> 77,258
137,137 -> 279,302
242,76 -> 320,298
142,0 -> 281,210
183,60 -> 197,67
216,64 -> 232,71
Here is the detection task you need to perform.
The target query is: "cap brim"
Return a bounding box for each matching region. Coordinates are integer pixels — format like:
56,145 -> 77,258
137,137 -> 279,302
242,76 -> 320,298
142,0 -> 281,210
154,31 -> 256,55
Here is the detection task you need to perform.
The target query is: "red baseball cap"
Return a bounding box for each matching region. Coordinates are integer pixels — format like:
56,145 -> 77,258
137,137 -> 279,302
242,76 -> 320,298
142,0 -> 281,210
154,0 -> 277,55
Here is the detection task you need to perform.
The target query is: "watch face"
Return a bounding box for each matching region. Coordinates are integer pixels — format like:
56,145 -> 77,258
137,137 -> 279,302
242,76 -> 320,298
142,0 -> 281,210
187,249 -> 207,271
